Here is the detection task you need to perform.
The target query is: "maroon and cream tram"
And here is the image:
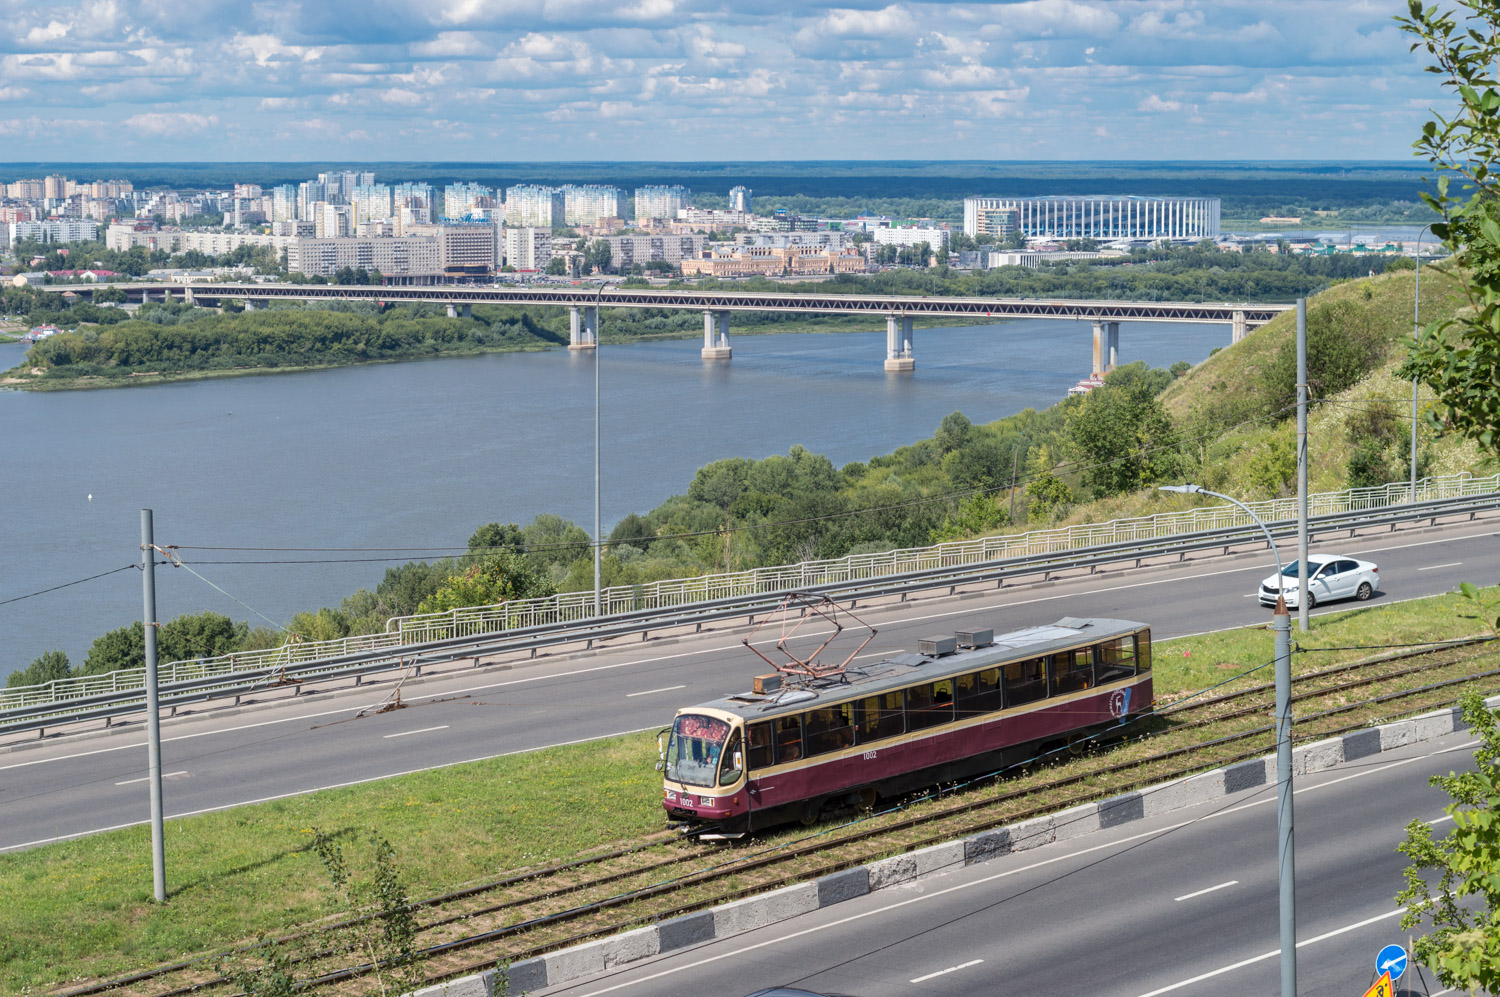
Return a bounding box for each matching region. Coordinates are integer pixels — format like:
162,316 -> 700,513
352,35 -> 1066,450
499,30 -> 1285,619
661,616 -> 1153,832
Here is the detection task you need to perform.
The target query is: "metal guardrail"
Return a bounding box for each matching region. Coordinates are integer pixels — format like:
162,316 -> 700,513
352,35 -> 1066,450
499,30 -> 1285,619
2,479 -> 1497,735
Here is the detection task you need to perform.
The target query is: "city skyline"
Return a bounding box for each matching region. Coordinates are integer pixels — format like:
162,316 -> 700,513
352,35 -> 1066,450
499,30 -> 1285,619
0,0 -> 1442,161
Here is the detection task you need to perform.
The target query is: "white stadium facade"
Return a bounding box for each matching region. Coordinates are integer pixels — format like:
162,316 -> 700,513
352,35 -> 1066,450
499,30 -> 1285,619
963,195 -> 1220,242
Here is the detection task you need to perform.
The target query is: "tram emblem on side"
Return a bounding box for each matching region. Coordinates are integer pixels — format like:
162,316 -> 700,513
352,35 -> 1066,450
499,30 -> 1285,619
1109,689 -> 1132,718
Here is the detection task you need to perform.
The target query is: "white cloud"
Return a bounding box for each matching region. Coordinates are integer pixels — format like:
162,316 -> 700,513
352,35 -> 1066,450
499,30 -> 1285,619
1138,93 -> 1181,112
379,87 -> 424,106
121,110 -> 218,134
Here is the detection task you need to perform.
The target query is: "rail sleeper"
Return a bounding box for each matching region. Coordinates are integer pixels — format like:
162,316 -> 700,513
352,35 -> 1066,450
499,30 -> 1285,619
412,695 -> 1498,997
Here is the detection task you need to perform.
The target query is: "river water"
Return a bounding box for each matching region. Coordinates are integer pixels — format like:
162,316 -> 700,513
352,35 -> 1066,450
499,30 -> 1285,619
0,318 -> 1223,676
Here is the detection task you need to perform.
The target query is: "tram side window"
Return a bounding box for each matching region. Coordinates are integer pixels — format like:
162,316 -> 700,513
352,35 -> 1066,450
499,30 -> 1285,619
746,722 -> 773,770
805,702 -> 856,756
856,692 -> 905,743
1095,637 -> 1137,683
1005,657 -> 1047,706
908,679 -> 954,730
1052,647 -> 1095,695
1136,630 -> 1153,672
956,667 -> 1002,718
774,715 -> 804,764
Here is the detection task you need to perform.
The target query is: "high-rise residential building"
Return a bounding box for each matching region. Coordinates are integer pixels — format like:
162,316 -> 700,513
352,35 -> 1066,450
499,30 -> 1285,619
443,182 -> 496,220
298,181 -> 327,221
634,185 -> 690,221
393,182 -> 433,209
7,179 -> 45,200
729,186 -> 751,213
962,195 -> 1220,241
43,175 -> 68,200
504,227 -> 552,270
562,184 -> 628,226
317,171 -> 363,202
315,202 -> 353,238
504,185 -> 565,228
351,184 -> 394,225
271,185 -> 298,223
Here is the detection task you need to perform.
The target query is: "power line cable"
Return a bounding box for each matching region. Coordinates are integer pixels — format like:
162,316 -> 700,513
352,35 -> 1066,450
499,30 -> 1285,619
0,564 -> 138,608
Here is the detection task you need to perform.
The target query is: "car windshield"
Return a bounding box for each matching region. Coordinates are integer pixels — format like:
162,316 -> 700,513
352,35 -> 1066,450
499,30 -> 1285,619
665,714 -> 731,788
1279,560 -> 1330,576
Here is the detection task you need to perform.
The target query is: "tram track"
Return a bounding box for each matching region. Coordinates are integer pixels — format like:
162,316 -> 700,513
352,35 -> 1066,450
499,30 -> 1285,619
63,636 -> 1500,997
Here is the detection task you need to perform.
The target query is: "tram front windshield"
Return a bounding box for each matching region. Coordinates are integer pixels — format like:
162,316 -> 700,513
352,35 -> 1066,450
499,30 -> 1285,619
666,714 -> 731,788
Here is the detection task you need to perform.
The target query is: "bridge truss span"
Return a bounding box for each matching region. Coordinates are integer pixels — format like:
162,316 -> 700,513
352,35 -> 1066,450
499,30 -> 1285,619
60,282 -> 1294,370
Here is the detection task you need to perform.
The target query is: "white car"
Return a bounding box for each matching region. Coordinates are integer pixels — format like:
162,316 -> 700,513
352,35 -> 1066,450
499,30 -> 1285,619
1259,555 -> 1379,609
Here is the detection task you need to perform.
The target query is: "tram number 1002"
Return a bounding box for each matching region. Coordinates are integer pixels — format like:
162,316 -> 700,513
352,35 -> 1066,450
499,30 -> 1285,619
862,750 -> 878,761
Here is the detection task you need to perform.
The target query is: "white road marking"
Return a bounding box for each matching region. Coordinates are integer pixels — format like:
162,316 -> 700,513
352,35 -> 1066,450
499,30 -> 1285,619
1174,880 -> 1238,902
910,958 -> 983,984
115,770 -> 187,786
626,685 -> 686,698
383,726 -> 449,739
1428,814 -> 1454,826
1131,907 -> 1406,997
1419,561 -> 1463,571
571,738 -> 1478,997
8,524 -> 1494,771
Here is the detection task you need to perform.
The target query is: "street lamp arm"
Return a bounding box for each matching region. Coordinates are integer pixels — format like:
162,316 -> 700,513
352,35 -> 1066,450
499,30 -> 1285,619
1158,484 -> 1284,578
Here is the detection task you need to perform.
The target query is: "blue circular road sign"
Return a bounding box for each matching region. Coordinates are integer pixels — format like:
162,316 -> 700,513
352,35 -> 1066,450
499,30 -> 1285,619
1376,944 -> 1408,981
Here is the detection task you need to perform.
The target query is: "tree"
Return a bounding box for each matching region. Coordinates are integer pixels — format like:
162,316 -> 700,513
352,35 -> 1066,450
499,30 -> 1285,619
1396,683 -> 1500,992
545,257 -> 568,275
416,552 -> 555,614
1396,0 -> 1500,455
1064,363 -> 1181,498
8,650 -> 72,688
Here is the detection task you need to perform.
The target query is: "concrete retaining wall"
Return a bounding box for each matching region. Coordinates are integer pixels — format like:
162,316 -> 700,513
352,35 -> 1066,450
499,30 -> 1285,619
413,696 -> 1496,996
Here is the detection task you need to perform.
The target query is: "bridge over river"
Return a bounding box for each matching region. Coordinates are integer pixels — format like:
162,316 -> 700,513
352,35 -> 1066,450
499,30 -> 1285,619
52,283 -> 1296,374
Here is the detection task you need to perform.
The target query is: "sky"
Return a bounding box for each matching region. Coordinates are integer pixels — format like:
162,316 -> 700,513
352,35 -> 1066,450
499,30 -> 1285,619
0,0 -> 1449,161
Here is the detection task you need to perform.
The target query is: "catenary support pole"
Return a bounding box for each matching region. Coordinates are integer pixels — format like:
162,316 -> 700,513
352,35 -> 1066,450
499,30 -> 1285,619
1274,596 -> 1297,997
140,509 -> 166,903
1296,298 -> 1309,633
593,285 -> 603,617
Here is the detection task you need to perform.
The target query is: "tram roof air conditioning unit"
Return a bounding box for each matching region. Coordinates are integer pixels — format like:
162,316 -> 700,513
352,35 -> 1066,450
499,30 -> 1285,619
918,636 -> 957,657
956,629 -> 993,649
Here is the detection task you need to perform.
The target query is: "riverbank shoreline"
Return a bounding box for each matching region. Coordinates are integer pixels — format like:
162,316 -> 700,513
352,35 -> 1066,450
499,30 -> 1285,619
0,313 -> 988,391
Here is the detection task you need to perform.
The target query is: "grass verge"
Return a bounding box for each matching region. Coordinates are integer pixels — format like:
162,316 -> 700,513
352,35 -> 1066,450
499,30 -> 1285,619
3,584 -> 1494,992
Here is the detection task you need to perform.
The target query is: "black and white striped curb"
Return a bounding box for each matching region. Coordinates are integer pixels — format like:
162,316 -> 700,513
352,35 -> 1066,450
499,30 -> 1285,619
412,695 -> 1499,997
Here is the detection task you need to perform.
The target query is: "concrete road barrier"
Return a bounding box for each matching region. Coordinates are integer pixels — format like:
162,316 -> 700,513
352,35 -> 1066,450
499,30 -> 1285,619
411,695 -> 1496,997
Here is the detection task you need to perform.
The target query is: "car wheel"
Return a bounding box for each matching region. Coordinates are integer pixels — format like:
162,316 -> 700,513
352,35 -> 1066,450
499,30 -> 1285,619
1305,592 -> 1317,610
1356,582 -> 1373,601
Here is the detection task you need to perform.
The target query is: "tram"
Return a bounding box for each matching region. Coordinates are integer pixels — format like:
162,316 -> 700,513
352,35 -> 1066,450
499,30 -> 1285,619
660,614 -> 1153,833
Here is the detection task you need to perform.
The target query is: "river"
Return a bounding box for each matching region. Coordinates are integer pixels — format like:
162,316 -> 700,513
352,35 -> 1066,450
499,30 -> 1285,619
0,318 -> 1223,676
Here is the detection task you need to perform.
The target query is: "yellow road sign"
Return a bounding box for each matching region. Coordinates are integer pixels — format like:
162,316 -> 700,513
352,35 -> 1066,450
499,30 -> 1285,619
1362,970 -> 1394,997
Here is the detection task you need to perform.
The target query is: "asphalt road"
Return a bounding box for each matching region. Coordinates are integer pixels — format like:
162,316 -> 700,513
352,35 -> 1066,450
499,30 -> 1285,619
1,518 -> 1495,851
532,729 -> 1480,997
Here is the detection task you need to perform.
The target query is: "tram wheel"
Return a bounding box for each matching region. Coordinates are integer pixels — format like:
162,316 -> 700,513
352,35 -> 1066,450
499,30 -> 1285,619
798,799 -> 825,826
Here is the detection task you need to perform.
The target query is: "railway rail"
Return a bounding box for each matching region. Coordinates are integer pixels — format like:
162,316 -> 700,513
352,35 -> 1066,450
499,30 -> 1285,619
62,637 -> 1499,997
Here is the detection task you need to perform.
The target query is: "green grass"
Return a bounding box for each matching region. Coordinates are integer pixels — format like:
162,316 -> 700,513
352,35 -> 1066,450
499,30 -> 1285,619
2,585 -> 1494,992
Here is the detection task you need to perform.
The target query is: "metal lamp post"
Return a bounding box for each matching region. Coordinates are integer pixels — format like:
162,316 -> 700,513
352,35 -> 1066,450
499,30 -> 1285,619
1410,224 -> 1434,503
593,281 -> 604,617
1160,484 -> 1295,997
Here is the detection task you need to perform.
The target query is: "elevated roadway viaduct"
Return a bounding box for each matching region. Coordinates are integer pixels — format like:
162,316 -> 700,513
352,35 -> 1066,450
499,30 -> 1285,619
49,283 -> 1294,374
0,511 -> 1493,853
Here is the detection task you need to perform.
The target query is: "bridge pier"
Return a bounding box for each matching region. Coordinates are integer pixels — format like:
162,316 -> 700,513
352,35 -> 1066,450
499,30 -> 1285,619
446,303 -> 472,319
243,298 -> 257,312
701,310 -> 731,360
569,306 -> 599,350
1091,320 -> 1120,375
884,314 -> 914,371
1231,310 -> 1247,344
